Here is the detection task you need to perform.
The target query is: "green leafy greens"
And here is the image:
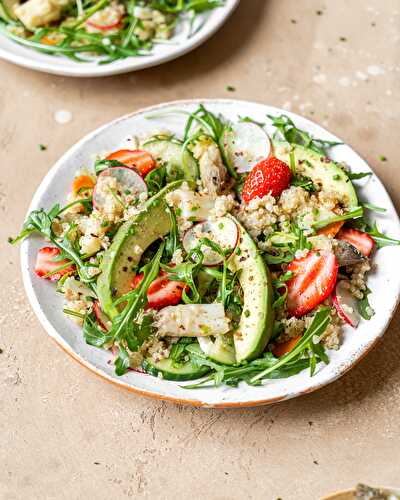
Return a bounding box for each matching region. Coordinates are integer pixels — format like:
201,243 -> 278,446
268,114 -> 342,156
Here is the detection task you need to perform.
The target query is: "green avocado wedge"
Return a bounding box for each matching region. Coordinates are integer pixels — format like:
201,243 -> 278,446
273,142 -> 358,208
226,215 -> 274,363
97,181 -> 183,319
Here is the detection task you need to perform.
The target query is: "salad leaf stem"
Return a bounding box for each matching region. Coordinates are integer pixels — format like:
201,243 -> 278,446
312,206 -> 364,231
250,308 -> 331,383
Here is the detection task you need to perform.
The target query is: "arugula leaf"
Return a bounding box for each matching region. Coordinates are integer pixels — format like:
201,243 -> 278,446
250,307 -> 331,383
164,206 -> 180,261
114,345 -> 131,376
111,242 -> 164,343
83,315 -> 112,347
272,271 -> 293,309
292,175 -> 316,192
347,171 -> 372,180
238,115 -> 266,128
312,206 -> 364,231
145,165 -> 167,195
9,205 -> 59,244
149,0 -> 223,13
362,202 -> 387,214
95,158 -> 126,175
268,114 -> 342,155
160,257 -> 202,304
149,105 -> 237,178
362,221 -> 400,249
357,287 -> 375,320
184,308 -> 331,389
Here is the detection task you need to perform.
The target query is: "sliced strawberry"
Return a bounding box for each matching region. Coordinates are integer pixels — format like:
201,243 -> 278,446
242,156 -> 291,203
106,149 -> 156,177
35,247 -> 75,281
287,251 -> 338,317
132,270 -> 187,310
337,228 -> 374,257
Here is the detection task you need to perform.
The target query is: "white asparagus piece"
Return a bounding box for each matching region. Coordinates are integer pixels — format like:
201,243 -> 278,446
155,303 -> 230,337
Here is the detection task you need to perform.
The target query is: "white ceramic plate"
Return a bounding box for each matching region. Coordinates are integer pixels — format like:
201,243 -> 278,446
20,99 -> 400,407
0,0 -> 239,77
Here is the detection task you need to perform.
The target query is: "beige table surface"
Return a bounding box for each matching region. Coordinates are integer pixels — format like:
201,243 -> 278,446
1,1 -> 400,499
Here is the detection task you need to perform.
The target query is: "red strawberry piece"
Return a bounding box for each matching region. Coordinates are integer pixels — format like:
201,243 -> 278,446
131,270 -> 187,310
287,250 -> 339,317
242,156 -> 292,203
337,228 -> 374,257
106,149 -> 156,177
35,247 -> 75,281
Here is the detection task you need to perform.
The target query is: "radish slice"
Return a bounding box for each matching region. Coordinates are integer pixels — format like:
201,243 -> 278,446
86,5 -> 123,30
93,301 -> 111,332
93,167 -> 147,211
183,217 -> 239,266
332,280 -> 360,328
224,122 -> 271,173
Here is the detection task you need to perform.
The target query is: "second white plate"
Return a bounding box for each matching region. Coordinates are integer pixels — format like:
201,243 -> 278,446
0,0 -> 239,77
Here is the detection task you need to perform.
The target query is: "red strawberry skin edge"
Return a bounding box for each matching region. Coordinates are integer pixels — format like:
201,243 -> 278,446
242,157 -> 292,203
287,251 -> 339,317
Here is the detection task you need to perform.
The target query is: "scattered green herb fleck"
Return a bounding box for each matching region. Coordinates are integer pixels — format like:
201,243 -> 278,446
39,144 -> 47,151
226,85 -> 236,92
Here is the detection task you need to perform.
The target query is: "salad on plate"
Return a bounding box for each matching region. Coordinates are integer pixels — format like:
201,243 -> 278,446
11,105 -> 400,388
0,0 -> 224,63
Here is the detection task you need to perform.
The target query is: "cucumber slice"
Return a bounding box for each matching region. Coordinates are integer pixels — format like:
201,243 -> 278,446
198,335 -> 236,365
142,348 -> 210,381
143,139 -> 198,181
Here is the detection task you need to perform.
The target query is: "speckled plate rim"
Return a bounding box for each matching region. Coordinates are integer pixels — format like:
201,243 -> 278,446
0,0 -> 239,77
20,98 -> 400,408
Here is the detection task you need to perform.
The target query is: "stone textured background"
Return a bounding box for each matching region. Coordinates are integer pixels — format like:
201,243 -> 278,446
1,1 -> 399,498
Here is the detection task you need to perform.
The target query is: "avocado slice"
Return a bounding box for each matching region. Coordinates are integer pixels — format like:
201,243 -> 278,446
274,142 -> 358,208
97,181 -> 183,319
227,215 -> 274,363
